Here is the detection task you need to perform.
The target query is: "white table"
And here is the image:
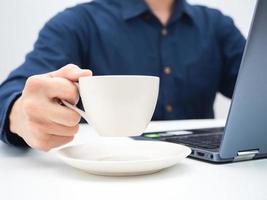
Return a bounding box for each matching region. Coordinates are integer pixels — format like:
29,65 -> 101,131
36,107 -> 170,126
1,119 -> 266,200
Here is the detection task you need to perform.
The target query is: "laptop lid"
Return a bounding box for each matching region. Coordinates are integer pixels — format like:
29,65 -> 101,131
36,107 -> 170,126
220,0 -> 267,160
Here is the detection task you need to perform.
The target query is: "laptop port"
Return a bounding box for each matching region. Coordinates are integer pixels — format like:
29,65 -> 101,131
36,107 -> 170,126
197,152 -> 205,157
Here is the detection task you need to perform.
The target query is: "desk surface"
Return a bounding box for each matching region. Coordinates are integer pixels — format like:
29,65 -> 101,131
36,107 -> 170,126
1,119 -> 266,200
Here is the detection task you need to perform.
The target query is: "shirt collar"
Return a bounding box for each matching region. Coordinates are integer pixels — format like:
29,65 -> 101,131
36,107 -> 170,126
120,0 -> 197,23
182,1 -> 197,24
168,0 -> 197,25
120,0 -> 149,20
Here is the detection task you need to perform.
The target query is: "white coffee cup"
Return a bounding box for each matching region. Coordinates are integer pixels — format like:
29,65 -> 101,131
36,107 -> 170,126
62,75 -> 159,137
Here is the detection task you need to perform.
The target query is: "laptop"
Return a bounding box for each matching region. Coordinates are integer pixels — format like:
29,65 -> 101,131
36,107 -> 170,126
135,0 -> 267,163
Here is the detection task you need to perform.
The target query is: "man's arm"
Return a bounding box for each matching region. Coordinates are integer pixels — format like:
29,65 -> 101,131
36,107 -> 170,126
216,12 -> 246,98
0,7 -> 90,148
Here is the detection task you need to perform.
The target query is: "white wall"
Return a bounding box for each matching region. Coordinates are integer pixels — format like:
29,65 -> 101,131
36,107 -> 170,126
0,0 -> 86,82
0,0 -> 257,118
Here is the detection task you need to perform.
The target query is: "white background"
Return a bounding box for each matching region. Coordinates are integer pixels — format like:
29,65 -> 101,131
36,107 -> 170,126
0,0 -> 257,118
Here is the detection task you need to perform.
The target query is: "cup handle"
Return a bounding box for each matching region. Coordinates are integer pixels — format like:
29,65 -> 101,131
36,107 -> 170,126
60,82 -> 88,123
61,100 -> 88,123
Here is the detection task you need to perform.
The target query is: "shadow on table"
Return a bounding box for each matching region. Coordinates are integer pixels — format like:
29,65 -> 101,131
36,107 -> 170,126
0,142 -> 31,157
55,161 -> 191,182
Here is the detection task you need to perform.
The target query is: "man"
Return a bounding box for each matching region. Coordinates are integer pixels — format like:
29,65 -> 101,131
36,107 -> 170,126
0,0 -> 245,151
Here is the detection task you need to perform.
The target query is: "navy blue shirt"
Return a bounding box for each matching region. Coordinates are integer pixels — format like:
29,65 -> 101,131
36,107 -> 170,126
0,0 -> 245,146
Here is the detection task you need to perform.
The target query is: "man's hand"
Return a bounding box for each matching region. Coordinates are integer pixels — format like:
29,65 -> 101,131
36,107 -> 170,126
9,64 -> 92,151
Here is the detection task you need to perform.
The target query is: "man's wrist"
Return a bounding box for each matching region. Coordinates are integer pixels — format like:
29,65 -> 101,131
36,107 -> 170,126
9,96 -> 22,135
2,93 -> 29,147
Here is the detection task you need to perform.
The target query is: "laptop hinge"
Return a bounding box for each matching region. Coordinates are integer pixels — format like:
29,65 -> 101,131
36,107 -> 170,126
234,150 -> 259,162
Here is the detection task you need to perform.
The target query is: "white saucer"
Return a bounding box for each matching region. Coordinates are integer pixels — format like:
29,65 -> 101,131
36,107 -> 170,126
56,139 -> 191,176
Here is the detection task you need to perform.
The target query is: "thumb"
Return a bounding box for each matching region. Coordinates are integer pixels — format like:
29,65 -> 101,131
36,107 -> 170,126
49,64 -> 92,81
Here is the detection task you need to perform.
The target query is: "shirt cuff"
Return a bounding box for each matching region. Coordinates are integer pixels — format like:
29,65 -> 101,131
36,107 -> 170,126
0,92 -> 29,148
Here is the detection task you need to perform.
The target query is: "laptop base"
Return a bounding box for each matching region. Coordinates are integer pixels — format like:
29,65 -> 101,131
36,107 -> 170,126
132,127 -> 254,163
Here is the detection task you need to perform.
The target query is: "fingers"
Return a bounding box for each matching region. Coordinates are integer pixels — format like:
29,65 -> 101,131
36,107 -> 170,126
25,64 -> 92,104
34,121 -> 80,137
44,77 -> 80,104
47,103 -> 81,127
46,135 -> 74,150
26,75 -> 79,104
22,121 -> 78,151
32,135 -> 74,152
49,64 -> 92,81
24,100 -> 81,127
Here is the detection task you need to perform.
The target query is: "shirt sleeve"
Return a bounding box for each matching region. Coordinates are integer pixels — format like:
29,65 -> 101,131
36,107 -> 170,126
216,13 -> 246,98
0,7 -> 89,146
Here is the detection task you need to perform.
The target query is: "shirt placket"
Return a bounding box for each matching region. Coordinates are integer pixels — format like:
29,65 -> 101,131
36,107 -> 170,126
159,25 -> 175,119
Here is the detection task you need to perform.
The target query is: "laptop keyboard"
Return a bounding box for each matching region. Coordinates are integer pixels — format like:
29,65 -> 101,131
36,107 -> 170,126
164,134 -> 222,149
163,132 -> 223,149
135,127 -> 225,150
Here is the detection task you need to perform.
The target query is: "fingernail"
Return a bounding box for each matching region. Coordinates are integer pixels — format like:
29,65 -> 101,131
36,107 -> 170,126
81,70 -> 92,76
74,70 -> 92,77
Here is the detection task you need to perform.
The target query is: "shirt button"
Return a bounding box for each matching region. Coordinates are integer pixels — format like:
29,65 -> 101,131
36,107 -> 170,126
166,105 -> 173,113
163,66 -> 172,75
161,28 -> 168,36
